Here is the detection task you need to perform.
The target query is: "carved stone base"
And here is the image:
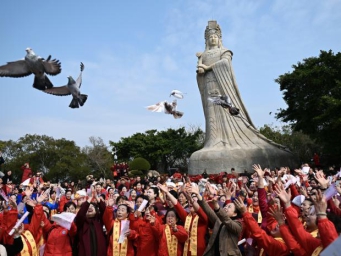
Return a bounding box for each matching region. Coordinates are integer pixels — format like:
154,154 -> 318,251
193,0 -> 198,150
188,145 -> 299,174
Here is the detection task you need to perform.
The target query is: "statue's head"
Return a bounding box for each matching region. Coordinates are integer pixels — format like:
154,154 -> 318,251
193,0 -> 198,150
205,20 -> 223,49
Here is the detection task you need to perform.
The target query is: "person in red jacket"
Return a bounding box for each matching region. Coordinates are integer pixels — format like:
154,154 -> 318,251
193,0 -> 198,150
151,208 -> 188,256
130,205 -> 160,256
158,183 -> 208,256
234,197 -> 291,256
58,190 -> 73,213
21,163 -> 33,183
103,200 -> 138,256
41,211 -> 77,256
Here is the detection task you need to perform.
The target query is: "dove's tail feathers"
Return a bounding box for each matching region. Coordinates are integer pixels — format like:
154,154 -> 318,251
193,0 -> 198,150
78,94 -> 88,106
69,98 -> 80,108
33,75 -> 53,91
173,111 -> 184,119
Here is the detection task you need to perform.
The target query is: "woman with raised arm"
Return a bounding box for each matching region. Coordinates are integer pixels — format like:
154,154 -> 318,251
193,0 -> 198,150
102,198 -> 138,256
74,185 -> 107,256
150,208 -> 188,256
158,183 -> 208,256
191,182 -> 242,256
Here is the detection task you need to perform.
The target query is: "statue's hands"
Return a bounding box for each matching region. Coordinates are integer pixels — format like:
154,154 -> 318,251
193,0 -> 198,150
197,64 -> 211,72
197,67 -> 205,74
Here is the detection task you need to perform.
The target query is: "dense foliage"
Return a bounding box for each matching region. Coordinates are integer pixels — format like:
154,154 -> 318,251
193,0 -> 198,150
275,50 -> 341,157
129,157 -> 151,172
110,127 -> 204,172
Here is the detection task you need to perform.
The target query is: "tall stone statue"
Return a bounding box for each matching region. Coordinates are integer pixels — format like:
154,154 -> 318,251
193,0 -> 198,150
189,21 -> 298,174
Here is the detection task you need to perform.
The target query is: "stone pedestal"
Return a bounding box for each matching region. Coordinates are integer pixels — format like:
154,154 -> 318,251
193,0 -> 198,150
189,141 -> 298,174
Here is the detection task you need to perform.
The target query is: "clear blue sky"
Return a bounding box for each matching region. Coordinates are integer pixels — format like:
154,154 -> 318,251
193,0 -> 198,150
1,0 -> 341,148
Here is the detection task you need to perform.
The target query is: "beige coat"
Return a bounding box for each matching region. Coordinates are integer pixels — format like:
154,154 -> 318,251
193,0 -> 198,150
198,199 -> 242,256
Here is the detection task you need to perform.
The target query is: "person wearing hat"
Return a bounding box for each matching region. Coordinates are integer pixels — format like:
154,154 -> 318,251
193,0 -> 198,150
74,185 -> 107,256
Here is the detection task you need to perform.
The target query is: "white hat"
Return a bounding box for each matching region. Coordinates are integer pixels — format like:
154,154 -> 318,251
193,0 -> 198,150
74,190 -> 87,200
292,195 -> 305,207
166,182 -> 176,188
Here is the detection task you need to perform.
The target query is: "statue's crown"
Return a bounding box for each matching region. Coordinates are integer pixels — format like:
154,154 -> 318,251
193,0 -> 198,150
205,20 -> 222,40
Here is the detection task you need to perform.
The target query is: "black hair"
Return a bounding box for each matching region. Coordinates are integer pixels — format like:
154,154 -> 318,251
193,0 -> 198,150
169,190 -> 178,199
63,201 -> 76,212
116,195 -> 128,204
149,187 -> 159,198
164,208 -> 179,224
135,194 -> 148,203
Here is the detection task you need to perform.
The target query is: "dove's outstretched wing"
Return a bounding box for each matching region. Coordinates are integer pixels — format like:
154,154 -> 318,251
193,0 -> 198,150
146,101 -> 166,112
0,60 -> 31,78
43,86 -> 71,96
170,90 -> 184,99
42,57 -> 61,76
208,95 -> 231,108
208,96 -> 223,104
76,62 -> 84,88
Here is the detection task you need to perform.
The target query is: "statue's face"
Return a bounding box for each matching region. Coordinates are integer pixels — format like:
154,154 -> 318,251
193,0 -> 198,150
208,34 -> 219,46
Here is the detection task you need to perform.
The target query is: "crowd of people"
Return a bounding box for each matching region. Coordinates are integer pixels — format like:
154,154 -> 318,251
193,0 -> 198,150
0,160 -> 340,256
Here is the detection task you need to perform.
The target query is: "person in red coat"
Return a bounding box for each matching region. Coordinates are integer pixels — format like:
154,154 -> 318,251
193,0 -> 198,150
151,208 -> 188,256
21,163 -> 33,183
58,190 -> 73,213
103,200 -> 138,256
234,198 -> 291,256
158,183 -> 208,256
74,190 -> 107,256
130,205 -> 160,256
41,211 -> 77,256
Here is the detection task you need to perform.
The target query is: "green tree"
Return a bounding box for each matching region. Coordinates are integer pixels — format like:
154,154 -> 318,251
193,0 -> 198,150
0,134 -> 91,183
275,50 -> 341,156
109,127 -> 204,172
129,157 -> 151,172
82,136 -> 112,178
259,124 -> 320,163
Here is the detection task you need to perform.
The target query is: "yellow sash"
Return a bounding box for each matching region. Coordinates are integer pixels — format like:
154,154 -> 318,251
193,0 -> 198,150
21,230 -> 38,256
248,205 -> 262,223
311,245 -> 323,256
165,224 -> 178,256
112,220 -> 128,256
310,229 -> 319,238
183,214 -> 199,256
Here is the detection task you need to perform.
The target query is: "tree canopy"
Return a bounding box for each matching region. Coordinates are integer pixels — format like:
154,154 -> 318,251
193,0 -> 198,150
0,134 -> 91,183
275,50 -> 341,156
259,124 -> 319,163
109,126 -> 204,172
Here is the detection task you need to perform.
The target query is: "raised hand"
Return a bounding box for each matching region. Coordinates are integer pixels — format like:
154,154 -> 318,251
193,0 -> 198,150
125,200 -> 135,211
268,207 -> 285,226
315,171 -> 329,189
107,195 -> 115,207
252,164 -> 265,178
234,197 -> 247,215
147,215 -> 156,225
157,183 -> 169,193
205,183 -> 217,198
312,190 -> 327,216
274,183 -> 291,208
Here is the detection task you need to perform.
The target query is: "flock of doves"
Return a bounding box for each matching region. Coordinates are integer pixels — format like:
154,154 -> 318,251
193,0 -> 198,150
146,91 -> 240,119
0,48 -> 240,117
0,48 -> 87,108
